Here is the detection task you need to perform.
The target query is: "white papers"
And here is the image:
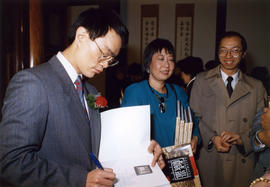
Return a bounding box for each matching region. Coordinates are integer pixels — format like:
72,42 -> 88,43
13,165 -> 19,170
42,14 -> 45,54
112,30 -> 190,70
99,105 -> 150,161
101,156 -> 170,187
99,105 -> 170,187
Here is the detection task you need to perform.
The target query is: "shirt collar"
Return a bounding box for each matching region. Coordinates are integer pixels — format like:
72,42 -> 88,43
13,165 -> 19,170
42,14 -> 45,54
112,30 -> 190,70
220,69 -> 239,82
220,69 -> 240,89
56,52 -> 81,84
187,77 -> 196,88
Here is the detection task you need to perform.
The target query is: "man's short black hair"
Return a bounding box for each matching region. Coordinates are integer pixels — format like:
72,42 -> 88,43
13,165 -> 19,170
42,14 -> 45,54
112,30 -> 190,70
142,38 -> 175,73
217,31 -> 247,52
205,60 -> 219,70
176,56 -> 204,78
217,31 -> 248,73
67,7 -> 129,47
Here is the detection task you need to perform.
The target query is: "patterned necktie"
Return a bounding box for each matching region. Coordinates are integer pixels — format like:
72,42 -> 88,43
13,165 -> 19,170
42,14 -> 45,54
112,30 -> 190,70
74,76 -> 86,110
227,76 -> 233,97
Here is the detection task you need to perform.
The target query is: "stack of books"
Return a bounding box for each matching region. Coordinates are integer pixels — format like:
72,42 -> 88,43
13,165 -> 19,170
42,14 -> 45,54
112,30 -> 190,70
162,101 -> 201,187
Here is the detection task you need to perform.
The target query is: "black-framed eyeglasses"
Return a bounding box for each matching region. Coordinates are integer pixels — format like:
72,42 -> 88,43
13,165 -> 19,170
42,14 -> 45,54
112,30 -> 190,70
94,40 -> 119,67
158,97 -> 166,113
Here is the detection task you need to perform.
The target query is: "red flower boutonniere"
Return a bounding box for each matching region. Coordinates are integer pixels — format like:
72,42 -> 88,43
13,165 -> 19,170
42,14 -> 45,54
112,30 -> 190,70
86,93 -> 108,110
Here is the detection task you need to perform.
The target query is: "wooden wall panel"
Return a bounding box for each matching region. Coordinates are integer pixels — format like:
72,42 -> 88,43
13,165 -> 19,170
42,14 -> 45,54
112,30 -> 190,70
29,0 -> 43,67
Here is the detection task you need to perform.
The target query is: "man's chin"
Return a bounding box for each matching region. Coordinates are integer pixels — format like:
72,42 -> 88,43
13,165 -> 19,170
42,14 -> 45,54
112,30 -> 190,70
222,64 -> 238,71
83,72 -> 95,78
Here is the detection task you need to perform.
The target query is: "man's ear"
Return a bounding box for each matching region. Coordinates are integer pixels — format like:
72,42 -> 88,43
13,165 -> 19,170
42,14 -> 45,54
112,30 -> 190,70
242,51 -> 247,58
75,26 -> 89,43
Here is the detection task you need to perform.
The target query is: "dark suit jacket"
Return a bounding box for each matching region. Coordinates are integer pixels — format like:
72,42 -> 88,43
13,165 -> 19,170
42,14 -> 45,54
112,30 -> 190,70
250,108 -> 270,179
0,56 -> 101,187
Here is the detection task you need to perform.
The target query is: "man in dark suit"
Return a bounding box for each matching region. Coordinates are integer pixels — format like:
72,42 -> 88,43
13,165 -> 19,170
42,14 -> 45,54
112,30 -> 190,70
0,8 -> 164,187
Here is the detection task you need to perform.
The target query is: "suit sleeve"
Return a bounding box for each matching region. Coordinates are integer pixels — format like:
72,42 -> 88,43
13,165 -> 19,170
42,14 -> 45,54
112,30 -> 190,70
190,75 -> 217,150
0,70 -> 87,187
241,81 -> 267,155
249,108 -> 266,152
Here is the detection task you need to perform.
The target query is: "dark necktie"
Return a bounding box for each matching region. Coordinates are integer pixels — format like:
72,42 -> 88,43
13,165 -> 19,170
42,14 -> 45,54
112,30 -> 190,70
227,76 -> 233,97
74,76 -> 86,110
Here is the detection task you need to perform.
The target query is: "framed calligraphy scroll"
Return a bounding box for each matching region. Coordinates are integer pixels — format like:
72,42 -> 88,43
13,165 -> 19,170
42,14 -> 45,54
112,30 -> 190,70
175,4 -> 194,61
141,4 -> 159,61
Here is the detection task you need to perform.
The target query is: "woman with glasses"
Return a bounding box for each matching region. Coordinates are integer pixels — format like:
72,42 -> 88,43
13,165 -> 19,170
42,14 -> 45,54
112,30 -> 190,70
121,38 -> 201,151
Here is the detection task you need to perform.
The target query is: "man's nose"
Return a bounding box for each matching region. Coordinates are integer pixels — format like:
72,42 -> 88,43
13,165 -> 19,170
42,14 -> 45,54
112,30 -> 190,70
225,50 -> 233,57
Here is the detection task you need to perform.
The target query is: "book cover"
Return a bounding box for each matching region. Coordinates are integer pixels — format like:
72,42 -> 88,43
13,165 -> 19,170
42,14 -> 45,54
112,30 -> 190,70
162,144 -> 201,187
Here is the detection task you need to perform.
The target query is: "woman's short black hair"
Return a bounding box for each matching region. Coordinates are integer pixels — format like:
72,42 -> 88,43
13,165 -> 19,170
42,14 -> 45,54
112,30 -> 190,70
67,7 -> 129,47
142,38 -> 175,74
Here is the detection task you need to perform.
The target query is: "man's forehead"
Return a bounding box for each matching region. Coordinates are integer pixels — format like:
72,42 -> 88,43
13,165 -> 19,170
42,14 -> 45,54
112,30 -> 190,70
101,32 -> 122,56
220,36 -> 242,47
221,36 -> 241,43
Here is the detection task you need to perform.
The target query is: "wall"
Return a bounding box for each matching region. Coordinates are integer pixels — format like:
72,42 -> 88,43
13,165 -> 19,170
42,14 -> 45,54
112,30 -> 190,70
126,0 -> 217,65
0,0 -> 3,120
226,0 -> 270,72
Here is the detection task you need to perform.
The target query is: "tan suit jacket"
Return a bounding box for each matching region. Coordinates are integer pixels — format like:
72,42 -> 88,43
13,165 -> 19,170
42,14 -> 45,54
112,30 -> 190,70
190,65 -> 267,187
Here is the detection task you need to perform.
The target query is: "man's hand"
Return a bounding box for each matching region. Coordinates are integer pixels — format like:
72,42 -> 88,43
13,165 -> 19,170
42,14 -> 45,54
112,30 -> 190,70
261,108 -> 270,133
190,136 -> 198,153
221,131 -> 243,145
148,140 -> 165,169
212,136 -> 231,152
85,168 -> 115,187
258,108 -> 270,147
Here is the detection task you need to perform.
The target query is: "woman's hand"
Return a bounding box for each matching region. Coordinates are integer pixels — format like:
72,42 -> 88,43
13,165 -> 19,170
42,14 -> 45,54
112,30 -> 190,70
190,136 -> 198,153
148,140 -> 165,169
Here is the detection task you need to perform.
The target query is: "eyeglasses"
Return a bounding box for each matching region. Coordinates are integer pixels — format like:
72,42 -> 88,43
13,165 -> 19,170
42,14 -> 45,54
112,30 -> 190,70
94,40 -> 119,67
219,48 -> 242,58
159,97 -> 166,113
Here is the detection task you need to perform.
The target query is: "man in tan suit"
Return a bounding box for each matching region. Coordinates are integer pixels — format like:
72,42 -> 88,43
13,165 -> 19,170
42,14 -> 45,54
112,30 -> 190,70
190,31 -> 267,187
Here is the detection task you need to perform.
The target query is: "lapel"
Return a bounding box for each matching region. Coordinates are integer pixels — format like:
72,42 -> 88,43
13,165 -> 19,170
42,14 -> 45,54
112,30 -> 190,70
206,66 -> 251,108
226,72 -> 250,107
206,66 -> 228,102
84,81 -> 101,156
48,57 -> 92,153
